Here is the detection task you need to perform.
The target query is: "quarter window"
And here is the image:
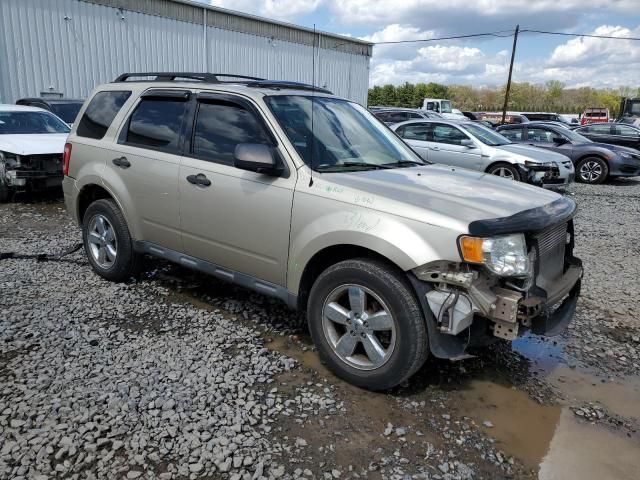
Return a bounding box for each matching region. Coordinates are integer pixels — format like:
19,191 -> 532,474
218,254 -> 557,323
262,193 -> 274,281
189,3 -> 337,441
76,91 -> 131,139
124,98 -> 187,153
192,101 -> 270,165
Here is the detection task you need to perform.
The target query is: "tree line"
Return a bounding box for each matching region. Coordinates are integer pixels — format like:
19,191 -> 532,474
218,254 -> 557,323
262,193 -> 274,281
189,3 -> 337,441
368,81 -> 640,116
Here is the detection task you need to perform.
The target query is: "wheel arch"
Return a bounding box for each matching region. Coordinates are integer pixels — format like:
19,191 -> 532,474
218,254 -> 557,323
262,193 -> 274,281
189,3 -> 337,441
77,183 -> 114,224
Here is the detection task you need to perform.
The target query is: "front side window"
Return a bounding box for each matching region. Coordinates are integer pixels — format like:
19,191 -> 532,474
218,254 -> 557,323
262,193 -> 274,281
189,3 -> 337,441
192,101 -> 270,165
124,98 -> 187,152
614,125 -> 640,137
0,111 -> 70,134
77,91 -> 131,139
463,123 -> 511,146
431,124 -> 469,145
500,128 -> 523,141
265,95 -> 424,172
589,124 -> 611,134
440,101 -> 452,114
527,127 -> 555,143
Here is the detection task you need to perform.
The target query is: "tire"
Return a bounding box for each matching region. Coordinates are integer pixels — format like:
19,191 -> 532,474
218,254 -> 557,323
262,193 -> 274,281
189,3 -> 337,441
487,162 -> 521,181
576,157 -> 608,184
307,258 -> 428,391
0,182 -> 11,203
82,199 -> 141,282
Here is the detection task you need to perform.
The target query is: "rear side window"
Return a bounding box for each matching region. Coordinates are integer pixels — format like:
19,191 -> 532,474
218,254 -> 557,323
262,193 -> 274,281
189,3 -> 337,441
76,91 -> 131,139
191,101 -> 270,165
124,98 -> 188,153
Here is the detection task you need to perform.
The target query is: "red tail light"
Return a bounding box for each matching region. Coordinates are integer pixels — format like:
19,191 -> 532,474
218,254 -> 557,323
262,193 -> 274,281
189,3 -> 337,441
63,143 -> 72,176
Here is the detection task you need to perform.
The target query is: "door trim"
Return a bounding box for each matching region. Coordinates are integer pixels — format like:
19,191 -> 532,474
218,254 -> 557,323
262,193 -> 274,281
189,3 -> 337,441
133,240 -> 297,309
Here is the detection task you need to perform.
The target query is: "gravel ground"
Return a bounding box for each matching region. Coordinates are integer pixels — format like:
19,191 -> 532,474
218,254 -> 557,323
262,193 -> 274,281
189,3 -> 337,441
1,178 -> 639,480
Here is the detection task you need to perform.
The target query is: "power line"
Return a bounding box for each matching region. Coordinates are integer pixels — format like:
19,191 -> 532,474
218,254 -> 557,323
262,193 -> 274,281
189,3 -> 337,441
520,29 -> 640,41
373,30 -> 515,45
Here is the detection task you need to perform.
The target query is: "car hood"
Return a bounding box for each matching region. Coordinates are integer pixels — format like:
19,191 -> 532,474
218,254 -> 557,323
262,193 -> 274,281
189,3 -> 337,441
495,144 -> 570,162
584,142 -> 640,155
0,134 -> 68,155
319,164 -> 561,232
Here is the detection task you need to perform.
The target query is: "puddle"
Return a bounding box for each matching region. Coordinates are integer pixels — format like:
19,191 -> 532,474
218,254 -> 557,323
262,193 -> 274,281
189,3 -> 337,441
452,379 -> 561,468
539,409 -> 640,480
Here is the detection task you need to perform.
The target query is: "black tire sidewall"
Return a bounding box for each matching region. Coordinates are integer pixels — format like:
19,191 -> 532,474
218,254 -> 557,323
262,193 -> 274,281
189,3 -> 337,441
577,157 -> 608,184
488,162 -> 521,182
82,199 -> 138,281
307,260 -> 427,390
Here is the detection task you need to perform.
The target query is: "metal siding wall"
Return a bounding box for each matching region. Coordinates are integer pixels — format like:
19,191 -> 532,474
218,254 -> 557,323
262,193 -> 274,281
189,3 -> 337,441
0,0 -> 370,105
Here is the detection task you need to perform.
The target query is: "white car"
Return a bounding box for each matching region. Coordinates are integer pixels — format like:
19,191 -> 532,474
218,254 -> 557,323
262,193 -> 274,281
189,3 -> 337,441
391,119 -> 575,188
0,104 -> 69,201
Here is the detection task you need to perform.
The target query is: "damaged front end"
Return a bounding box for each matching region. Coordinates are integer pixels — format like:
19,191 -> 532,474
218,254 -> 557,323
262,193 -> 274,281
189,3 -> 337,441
0,151 -> 63,192
410,197 -> 583,359
516,161 -> 569,188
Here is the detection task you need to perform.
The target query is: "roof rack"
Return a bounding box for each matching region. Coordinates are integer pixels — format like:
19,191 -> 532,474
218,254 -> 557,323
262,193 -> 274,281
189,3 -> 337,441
246,80 -> 332,94
112,73 -> 333,94
113,72 -> 265,83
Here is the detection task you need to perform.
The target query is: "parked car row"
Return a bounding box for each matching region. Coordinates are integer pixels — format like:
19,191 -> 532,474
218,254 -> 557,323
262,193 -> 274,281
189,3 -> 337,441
56,72 -> 584,390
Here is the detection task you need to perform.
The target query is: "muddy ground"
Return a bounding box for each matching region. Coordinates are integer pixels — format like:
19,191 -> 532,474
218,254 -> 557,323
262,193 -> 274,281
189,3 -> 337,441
1,179 -> 640,480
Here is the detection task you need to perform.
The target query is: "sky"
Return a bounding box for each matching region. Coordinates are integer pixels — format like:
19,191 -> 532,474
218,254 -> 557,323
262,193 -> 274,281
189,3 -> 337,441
200,0 -> 640,89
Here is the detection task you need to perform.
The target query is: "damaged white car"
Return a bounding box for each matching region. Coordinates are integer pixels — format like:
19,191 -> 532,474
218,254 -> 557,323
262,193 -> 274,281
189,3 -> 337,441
0,105 -> 69,201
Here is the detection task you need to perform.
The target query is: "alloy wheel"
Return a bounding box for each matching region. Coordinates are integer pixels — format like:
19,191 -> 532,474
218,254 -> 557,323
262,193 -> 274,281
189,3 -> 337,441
87,214 -> 118,269
492,167 -> 515,180
321,284 -> 396,370
579,160 -> 603,183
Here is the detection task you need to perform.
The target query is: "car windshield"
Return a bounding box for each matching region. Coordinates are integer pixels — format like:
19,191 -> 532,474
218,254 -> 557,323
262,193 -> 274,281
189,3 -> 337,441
463,122 -> 511,146
265,95 -> 426,172
50,103 -> 83,124
440,101 -> 452,114
0,111 -> 70,134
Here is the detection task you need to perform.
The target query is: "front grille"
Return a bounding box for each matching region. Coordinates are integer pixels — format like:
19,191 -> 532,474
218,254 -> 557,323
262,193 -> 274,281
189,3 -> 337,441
22,154 -> 63,173
533,222 -> 568,294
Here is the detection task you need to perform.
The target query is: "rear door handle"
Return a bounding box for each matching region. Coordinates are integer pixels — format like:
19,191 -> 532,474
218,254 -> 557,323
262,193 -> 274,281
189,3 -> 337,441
186,173 -> 211,187
112,157 -> 131,169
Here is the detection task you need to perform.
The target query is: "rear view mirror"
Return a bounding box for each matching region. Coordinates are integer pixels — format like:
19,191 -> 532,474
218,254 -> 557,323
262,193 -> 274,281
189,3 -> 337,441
553,137 -> 568,145
460,139 -> 475,148
234,143 -> 283,176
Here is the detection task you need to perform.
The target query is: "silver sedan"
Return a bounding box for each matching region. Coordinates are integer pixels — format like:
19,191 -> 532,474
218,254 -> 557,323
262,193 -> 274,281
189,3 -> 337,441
390,119 -> 574,187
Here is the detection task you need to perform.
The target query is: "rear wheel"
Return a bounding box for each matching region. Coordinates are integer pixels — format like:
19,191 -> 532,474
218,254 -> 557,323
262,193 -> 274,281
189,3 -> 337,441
307,259 -> 428,390
487,162 -> 521,181
576,157 -> 608,184
82,199 -> 141,281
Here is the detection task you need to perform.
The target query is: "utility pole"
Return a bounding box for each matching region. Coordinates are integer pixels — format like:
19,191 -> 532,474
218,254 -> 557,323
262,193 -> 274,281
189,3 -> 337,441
501,25 -> 519,125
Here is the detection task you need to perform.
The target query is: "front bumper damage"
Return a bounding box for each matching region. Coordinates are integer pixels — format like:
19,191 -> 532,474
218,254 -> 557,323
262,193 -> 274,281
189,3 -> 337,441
515,162 -> 572,188
410,198 -> 583,359
1,153 -> 63,191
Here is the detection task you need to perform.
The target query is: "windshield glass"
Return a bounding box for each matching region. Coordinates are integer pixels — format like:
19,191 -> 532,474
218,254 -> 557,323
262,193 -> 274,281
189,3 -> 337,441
0,111 -> 70,134
265,96 -> 426,172
50,103 -> 83,124
463,122 -> 511,146
440,101 -> 452,114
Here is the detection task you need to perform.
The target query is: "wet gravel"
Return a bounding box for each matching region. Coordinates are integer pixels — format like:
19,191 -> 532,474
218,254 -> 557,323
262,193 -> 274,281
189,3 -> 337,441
1,177 -> 639,479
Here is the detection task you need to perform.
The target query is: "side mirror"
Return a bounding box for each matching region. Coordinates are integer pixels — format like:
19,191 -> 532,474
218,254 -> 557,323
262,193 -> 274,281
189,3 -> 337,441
460,139 -> 475,148
234,143 -> 283,176
553,137 -> 568,145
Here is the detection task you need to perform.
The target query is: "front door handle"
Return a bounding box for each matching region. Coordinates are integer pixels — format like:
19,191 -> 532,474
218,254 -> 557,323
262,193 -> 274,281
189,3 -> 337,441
186,173 -> 211,187
112,157 -> 131,169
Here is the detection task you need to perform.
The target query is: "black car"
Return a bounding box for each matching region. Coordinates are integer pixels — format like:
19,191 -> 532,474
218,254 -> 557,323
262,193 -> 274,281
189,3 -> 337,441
497,122 -> 640,184
16,97 -> 84,125
372,108 -> 443,125
573,123 -> 640,151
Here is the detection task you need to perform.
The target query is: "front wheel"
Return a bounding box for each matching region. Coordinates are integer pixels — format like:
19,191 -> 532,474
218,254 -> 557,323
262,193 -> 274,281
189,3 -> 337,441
576,157 -> 608,184
307,259 -> 428,391
487,162 -> 521,181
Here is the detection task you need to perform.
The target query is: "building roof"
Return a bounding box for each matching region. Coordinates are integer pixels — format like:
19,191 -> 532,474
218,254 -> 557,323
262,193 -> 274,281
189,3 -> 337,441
81,0 -> 373,56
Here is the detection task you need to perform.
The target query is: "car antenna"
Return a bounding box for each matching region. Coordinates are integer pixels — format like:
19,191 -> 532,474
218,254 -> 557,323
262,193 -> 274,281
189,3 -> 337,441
309,24 -> 317,187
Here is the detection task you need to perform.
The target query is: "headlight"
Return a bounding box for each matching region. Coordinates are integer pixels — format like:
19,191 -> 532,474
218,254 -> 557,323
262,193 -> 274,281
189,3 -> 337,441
458,233 -> 530,277
619,152 -> 632,159
0,151 -> 20,168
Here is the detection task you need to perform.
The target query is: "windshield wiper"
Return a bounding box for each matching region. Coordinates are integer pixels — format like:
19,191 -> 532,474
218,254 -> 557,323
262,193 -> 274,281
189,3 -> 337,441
381,160 -> 426,168
316,162 -> 392,172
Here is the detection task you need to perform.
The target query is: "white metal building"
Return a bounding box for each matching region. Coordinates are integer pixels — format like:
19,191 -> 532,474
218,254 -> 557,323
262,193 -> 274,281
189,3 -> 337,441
0,0 -> 372,104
